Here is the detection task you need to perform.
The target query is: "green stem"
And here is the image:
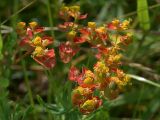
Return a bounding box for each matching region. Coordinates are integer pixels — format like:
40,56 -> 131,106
22,61 -> 37,120
45,70 -> 53,120
119,3 -> 160,18
47,0 -> 55,38
0,31 -> 3,60
12,0 -> 19,28
46,70 -> 52,103
133,85 -> 144,118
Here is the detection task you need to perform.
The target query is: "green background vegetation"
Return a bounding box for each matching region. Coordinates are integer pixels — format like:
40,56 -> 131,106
0,0 -> 160,120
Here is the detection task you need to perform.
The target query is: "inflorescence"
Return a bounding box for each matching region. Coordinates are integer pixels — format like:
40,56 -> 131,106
17,5 -> 132,114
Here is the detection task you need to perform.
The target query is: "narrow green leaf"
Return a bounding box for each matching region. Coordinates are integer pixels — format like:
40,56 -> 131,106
128,74 -> 160,88
0,31 -> 3,60
36,95 -> 45,106
137,0 -> 150,31
22,106 -> 33,120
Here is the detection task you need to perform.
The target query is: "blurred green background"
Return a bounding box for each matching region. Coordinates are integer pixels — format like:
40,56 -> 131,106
0,0 -> 160,120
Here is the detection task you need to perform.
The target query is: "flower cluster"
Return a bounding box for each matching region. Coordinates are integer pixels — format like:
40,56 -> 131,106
16,5 -> 132,115
58,5 -> 87,63
16,21 -> 55,68
61,6 -> 132,114
69,67 -> 102,114
59,5 -> 87,21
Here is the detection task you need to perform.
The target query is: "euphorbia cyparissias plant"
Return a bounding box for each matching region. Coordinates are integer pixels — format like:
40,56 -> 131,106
16,5 -> 132,114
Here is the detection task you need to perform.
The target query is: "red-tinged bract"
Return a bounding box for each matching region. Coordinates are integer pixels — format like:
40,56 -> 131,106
59,42 -> 79,63
33,49 -> 56,69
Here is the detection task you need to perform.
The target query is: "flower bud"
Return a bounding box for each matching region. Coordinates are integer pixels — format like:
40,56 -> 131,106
112,19 -> 120,26
83,77 -> 94,84
95,27 -> 106,33
17,22 -> 26,29
70,6 -> 80,12
61,6 -> 69,12
88,22 -> 96,28
33,36 -> 42,46
67,31 -> 76,40
33,46 -> 44,57
29,21 -> 38,29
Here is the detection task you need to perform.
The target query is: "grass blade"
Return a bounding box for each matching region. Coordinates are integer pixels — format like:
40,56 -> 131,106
0,30 -> 3,60
1,0 -> 36,25
137,0 -> 150,31
128,74 -> 160,88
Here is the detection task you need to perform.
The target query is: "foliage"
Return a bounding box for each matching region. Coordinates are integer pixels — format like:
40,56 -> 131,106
0,0 -> 160,120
